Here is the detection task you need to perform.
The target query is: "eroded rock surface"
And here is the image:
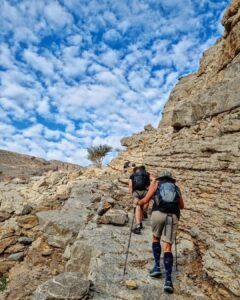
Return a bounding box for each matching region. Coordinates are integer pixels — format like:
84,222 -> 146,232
109,2 -> 240,299
0,2 -> 239,300
33,272 -> 91,300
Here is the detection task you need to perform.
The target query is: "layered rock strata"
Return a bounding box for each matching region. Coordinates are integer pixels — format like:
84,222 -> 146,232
0,1 -> 239,299
110,1 -> 240,298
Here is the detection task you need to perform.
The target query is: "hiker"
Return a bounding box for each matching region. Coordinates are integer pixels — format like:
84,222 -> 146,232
123,161 -> 130,173
129,165 -> 150,234
133,170 -> 184,294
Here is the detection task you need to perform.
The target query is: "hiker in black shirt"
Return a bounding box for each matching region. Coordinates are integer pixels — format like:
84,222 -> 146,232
129,166 -> 150,234
123,161 -> 130,173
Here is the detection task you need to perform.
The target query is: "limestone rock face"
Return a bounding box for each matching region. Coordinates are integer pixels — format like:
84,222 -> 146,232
110,2 -> 240,298
33,272 -> 91,300
1,2 -> 239,300
159,0 -> 240,130
36,210 -> 84,248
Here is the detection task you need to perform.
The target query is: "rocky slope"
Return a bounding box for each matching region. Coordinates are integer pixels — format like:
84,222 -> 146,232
0,1 -> 240,299
0,167 -> 216,300
110,1 -> 240,298
0,150 -> 83,179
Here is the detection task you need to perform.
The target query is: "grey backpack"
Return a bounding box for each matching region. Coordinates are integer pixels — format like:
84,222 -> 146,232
156,182 -> 178,204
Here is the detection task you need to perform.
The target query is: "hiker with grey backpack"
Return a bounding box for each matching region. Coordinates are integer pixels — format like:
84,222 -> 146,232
133,170 -> 184,294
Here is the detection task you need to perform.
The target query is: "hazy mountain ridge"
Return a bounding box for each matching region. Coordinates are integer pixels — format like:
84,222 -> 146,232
0,149 -> 83,179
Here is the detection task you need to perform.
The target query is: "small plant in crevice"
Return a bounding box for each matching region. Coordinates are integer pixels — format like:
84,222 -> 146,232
0,276 -> 7,291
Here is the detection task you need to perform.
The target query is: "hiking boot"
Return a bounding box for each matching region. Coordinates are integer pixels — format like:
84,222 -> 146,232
149,265 -> 161,278
140,222 -> 144,229
132,225 -> 141,235
164,280 -> 173,293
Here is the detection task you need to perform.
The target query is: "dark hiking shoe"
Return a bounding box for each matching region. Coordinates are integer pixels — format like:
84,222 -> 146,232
164,280 -> 174,293
140,222 -> 144,229
149,266 -> 161,278
132,225 -> 141,234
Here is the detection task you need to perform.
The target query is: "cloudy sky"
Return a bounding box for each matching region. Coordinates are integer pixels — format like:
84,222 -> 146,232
0,0 -> 230,165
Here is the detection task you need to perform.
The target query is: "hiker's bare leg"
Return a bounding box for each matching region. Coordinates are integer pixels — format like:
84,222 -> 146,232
153,235 -> 160,243
163,241 -> 172,252
135,199 -> 142,224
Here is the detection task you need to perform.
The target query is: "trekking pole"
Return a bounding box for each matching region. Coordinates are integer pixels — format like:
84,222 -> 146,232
175,236 -> 178,272
123,206 -> 136,276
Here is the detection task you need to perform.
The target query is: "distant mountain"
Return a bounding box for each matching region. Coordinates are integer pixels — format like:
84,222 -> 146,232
0,149 -> 83,179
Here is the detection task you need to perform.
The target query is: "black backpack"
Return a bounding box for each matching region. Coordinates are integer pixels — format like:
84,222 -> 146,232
132,169 -> 150,191
154,181 -> 180,213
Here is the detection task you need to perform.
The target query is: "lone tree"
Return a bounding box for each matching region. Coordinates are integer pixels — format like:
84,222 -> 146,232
87,144 -> 112,167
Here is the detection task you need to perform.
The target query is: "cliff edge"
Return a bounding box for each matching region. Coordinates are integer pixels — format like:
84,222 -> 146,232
110,1 -> 240,298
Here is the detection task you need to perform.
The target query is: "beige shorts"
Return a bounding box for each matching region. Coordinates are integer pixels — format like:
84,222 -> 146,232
132,190 -> 148,200
151,211 -> 178,244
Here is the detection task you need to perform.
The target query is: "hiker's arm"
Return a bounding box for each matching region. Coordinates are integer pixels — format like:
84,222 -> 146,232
129,179 -> 133,194
179,190 -> 184,209
135,181 -> 158,206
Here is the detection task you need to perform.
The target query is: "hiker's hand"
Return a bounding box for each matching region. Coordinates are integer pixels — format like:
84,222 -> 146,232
133,199 -> 139,206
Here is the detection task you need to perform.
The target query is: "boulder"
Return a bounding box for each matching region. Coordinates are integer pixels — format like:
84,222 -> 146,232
90,193 -> 102,203
0,211 -> 11,222
37,210 -> 85,248
53,185 -> 71,201
21,204 -> 33,215
11,178 -> 28,184
124,279 -> 138,290
33,178 -> 48,190
8,252 -> 25,262
97,201 -> 113,216
5,243 -> 25,254
0,227 -> 15,239
144,124 -> 154,131
47,172 -> 65,185
18,237 -> 33,245
0,236 -> 17,254
33,272 -> 91,300
97,209 -> 128,226
17,215 -> 39,229
0,260 -> 15,273
65,242 -> 93,275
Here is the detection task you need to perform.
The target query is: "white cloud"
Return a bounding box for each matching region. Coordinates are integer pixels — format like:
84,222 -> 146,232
44,1 -> 73,28
100,49 -> 119,67
24,49 -> 55,76
37,98 -> 50,115
104,29 -> 121,42
0,0 -> 231,165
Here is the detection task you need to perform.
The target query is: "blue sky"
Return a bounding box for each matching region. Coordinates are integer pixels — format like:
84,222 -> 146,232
0,0 -> 230,165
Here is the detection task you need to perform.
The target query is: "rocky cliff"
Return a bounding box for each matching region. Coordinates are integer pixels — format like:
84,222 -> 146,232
0,1 -> 239,300
110,0 -> 240,298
